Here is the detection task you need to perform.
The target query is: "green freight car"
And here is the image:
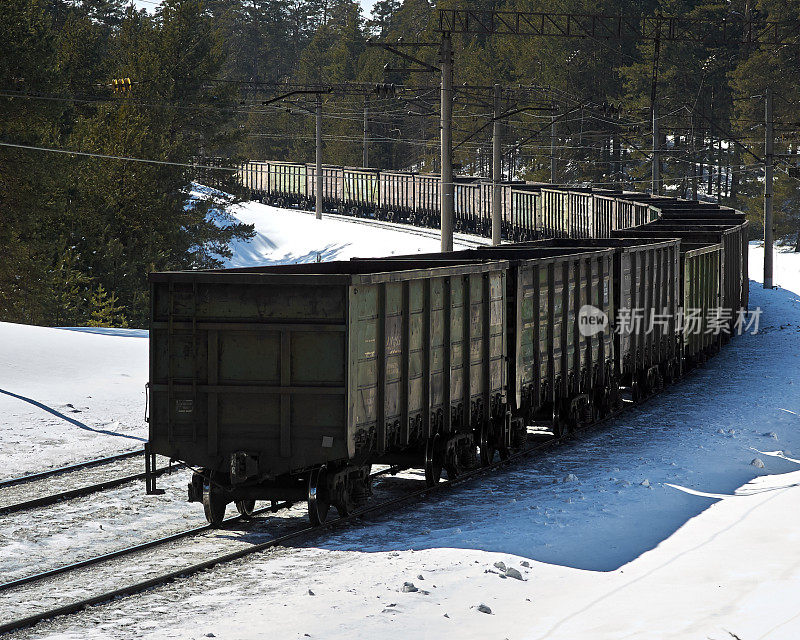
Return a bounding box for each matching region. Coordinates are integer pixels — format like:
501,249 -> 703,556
522,238 -> 682,399
357,244 -> 618,437
148,259 -> 508,526
613,220 -> 748,335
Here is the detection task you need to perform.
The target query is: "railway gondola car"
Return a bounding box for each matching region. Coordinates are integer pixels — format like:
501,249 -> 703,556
147,259 -> 509,526
306,163 -> 344,212
520,238 -> 682,399
380,170 -> 415,222
612,220 -> 749,331
342,167 -> 381,217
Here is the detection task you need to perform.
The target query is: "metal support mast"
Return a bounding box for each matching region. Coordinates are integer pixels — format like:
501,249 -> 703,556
363,96 -> 369,168
316,94 -> 323,220
651,35 -> 661,196
440,33 -> 454,252
651,102 -> 660,195
550,103 -> 557,183
492,84 -> 502,246
764,87 -> 774,289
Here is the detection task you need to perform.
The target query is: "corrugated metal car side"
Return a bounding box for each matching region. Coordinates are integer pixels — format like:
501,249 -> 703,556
378,171 -> 414,222
681,244 -> 723,361
342,167 -> 380,213
414,173 -> 441,226
346,262 -> 508,455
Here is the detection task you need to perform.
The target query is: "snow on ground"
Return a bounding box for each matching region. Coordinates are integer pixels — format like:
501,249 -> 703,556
196,185 -> 485,267
5,201 -> 800,639
0,324 -> 148,479
33,243 -> 798,640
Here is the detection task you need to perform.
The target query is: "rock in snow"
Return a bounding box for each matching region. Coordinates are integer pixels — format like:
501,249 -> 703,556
477,604 -> 492,614
505,567 -> 524,581
520,560 -> 530,568
751,458 -> 766,468
493,561 -> 506,571
402,582 -> 418,593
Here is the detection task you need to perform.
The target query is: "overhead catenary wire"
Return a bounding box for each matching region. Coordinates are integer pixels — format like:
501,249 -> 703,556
0,141 -> 238,171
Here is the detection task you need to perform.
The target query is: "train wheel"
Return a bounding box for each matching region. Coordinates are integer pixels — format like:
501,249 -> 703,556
552,404 -> 569,438
202,478 -> 227,527
308,465 -> 331,526
424,433 -> 443,487
592,402 -> 600,423
351,469 -> 372,509
478,428 -> 496,466
235,499 -> 256,519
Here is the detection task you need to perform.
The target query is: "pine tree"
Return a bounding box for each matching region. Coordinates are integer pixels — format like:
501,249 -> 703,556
87,284 -> 128,328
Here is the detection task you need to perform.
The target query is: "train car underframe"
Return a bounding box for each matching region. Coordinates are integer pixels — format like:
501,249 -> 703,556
146,333 -> 731,529
148,396 -> 520,527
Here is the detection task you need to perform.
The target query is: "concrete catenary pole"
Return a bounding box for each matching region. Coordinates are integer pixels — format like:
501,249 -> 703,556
652,100 -> 660,196
550,103 -> 557,184
764,87 -> 774,289
315,93 -> 323,220
363,95 -> 369,168
440,33 -> 454,252
492,83 -> 502,246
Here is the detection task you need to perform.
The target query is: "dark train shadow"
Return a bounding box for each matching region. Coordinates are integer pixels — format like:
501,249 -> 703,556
0,388 -> 147,442
270,282 -> 800,572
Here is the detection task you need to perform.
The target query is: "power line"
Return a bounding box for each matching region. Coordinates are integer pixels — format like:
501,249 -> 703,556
0,141 -> 237,171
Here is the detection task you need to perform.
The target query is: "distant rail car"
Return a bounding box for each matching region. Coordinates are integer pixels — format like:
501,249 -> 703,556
233,160 -> 747,241
155,165 -> 749,526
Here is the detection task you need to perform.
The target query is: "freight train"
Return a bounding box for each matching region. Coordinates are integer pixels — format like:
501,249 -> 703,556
235,160 -> 659,239
145,162 -> 749,526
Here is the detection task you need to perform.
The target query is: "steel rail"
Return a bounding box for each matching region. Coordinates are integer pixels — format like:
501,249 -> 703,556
0,502 -> 291,593
0,465 -> 179,515
0,450 -> 143,489
0,466 -> 402,595
0,406 -> 632,635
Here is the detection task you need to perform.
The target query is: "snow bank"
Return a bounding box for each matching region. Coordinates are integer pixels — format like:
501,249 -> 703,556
0,323 -> 148,479
195,186 -> 486,268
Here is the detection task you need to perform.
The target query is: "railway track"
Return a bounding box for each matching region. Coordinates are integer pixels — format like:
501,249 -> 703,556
0,452 -> 176,515
0,450 -> 142,489
0,390 -> 657,636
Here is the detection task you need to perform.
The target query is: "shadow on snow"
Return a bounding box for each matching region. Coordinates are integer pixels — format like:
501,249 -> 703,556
0,388 -> 146,442
270,282 -> 800,572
